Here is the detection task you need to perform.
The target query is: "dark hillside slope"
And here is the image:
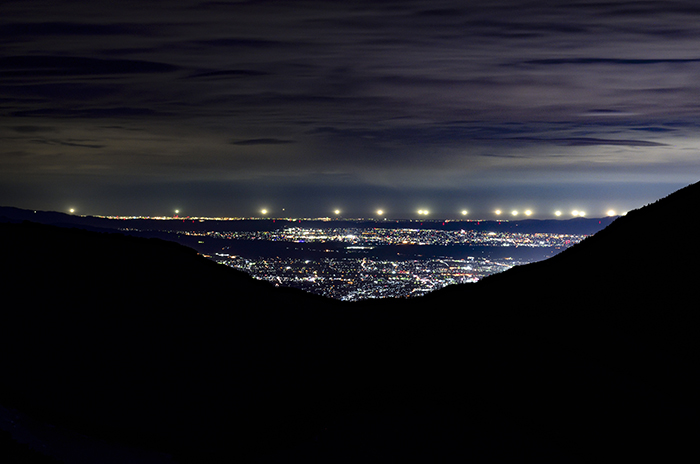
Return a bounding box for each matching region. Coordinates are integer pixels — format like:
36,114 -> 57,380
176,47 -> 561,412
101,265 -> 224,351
413,181 -> 700,461
475,179 -> 700,360
484,179 -> 700,288
244,181 -> 700,463
0,221 -> 357,460
3,180 -> 700,463
0,221 -> 457,463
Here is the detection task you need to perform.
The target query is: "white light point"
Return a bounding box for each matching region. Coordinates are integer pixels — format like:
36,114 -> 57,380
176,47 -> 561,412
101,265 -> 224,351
69,208 -> 75,214
461,210 -> 468,216
554,211 -> 562,217
524,210 -> 532,216
376,209 -> 384,216
571,210 -> 579,217
494,210 -> 502,215
261,209 -> 268,215
334,209 -> 341,215
511,210 -> 518,216
607,210 -> 616,216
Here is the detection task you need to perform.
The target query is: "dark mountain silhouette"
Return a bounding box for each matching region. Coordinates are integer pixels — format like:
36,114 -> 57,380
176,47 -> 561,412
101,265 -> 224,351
414,181 -> 700,460
1,182 -> 699,462
0,221 -> 349,461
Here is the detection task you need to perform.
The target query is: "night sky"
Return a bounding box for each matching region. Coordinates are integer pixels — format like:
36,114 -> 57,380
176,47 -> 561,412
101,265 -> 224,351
2,0 -> 699,218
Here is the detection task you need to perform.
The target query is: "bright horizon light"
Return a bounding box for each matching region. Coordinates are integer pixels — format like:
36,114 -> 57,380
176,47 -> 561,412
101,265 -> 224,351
90,204 -> 625,220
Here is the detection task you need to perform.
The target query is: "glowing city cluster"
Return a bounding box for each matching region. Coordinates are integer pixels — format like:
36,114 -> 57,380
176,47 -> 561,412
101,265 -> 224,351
216,254 -> 525,300
112,208 -> 612,300
145,223 -> 590,300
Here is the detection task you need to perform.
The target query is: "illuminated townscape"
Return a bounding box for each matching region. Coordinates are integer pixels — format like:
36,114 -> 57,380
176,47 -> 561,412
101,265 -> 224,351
136,223 -> 588,300
214,254 -> 526,300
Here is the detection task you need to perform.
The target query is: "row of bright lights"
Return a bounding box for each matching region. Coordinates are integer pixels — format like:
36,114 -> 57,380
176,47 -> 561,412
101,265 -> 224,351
259,208 -> 619,217
70,207 -> 619,218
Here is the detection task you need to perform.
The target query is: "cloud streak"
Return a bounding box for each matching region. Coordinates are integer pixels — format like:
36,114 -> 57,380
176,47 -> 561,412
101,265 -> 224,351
231,138 -> 296,146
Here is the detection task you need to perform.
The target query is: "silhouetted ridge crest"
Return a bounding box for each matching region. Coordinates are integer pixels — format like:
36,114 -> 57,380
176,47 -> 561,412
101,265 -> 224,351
416,181 -> 700,461
467,179 -> 700,290
3,182 -> 700,463
1,220 -> 348,460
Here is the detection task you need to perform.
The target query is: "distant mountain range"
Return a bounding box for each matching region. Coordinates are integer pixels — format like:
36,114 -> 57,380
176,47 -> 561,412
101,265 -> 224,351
1,183 -> 699,463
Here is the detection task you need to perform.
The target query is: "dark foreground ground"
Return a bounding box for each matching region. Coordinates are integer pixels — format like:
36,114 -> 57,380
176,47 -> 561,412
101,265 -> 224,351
1,182 -> 700,463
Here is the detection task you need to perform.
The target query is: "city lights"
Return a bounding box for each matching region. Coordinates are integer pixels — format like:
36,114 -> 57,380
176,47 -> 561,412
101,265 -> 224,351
209,225 -> 589,300
116,213 -> 605,301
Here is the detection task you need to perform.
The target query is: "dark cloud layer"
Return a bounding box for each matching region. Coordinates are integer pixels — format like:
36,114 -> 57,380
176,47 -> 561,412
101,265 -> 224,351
231,138 -> 296,146
1,0 -> 698,217
0,55 -> 179,77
